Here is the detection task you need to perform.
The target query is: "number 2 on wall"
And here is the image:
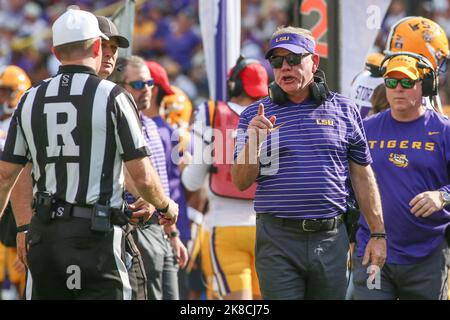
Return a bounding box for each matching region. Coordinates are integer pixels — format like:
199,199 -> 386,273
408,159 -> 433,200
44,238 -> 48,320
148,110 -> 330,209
300,0 -> 328,58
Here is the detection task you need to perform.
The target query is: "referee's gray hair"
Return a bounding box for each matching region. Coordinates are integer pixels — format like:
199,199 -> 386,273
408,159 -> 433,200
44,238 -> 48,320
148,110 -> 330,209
108,55 -> 147,84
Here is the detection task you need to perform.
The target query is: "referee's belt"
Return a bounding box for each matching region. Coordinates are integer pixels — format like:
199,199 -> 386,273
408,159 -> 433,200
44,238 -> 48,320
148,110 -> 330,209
64,205 -> 92,219
257,213 -> 343,232
50,203 -> 126,225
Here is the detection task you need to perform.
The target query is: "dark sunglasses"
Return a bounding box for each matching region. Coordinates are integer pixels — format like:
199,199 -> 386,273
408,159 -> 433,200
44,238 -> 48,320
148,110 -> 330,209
126,79 -> 155,90
384,78 -> 417,89
269,53 -> 310,68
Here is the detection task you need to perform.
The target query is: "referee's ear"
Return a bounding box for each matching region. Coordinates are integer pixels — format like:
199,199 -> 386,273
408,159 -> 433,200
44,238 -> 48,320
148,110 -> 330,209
51,47 -> 61,61
92,38 -> 101,58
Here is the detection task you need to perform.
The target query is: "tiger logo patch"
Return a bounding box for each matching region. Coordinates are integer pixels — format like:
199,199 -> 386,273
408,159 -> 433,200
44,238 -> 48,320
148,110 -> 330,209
389,153 -> 409,168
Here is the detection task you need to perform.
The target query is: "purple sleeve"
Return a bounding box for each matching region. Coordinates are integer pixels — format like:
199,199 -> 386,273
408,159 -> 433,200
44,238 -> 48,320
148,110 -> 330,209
348,104 -> 372,165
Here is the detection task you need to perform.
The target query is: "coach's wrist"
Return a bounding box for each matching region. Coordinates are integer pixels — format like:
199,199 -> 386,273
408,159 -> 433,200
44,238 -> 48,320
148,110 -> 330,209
156,199 -> 170,213
16,224 -> 30,233
167,230 -> 180,239
370,232 -> 387,240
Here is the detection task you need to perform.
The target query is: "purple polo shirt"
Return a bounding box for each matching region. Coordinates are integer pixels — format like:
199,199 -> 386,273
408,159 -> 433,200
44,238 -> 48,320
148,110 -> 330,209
358,109 -> 450,264
153,116 -> 190,242
125,115 -> 169,203
234,94 -> 372,219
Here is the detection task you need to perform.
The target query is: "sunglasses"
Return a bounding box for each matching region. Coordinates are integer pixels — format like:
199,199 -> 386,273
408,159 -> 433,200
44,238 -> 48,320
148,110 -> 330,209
384,78 -> 417,89
126,79 -> 155,90
269,53 -> 310,68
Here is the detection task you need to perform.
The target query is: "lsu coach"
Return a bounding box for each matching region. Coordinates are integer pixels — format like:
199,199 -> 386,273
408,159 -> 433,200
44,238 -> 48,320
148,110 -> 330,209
0,9 -> 178,299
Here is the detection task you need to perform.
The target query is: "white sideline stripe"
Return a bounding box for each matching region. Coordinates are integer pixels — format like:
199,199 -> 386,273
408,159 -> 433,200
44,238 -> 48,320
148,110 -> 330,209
26,270 -> 32,300
113,226 -> 132,300
209,227 -> 228,297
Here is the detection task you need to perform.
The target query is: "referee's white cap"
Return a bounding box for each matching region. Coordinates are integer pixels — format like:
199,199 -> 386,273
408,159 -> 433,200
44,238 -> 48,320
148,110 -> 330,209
52,8 -> 109,47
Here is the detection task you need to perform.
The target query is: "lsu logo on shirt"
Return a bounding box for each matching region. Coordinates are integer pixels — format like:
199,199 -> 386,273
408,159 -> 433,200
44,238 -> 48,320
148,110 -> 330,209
316,119 -> 334,126
389,153 -> 409,168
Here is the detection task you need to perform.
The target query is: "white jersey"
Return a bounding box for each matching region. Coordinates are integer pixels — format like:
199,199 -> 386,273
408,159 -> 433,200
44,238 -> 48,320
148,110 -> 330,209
0,117 -> 12,151
349,70 -> 384,119
182,101 -> 256,228
350,70 -> 436,119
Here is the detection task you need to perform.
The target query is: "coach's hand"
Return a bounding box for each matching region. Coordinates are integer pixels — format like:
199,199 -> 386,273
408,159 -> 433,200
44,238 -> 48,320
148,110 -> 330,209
362,237 -> 386,269
159,199 -> 179,225
128,197 -> 153,225
409,191 -> 443,217
16,231 -> 28,267
248,103 -> 276,146
13,256 -> 26,274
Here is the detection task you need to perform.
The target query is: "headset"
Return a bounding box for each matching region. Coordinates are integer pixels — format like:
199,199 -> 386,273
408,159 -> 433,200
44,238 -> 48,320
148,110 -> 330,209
268,69 -> 330,106
379,52 -> 437,97
227,55 -> 260,98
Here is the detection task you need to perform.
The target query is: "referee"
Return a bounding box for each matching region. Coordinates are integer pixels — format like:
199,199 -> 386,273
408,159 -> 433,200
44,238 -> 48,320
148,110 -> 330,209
0,9 -> 178,300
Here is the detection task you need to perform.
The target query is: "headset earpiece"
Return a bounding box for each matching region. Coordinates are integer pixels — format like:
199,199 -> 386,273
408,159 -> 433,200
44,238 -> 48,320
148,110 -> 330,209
308,80 -> 329,105
379,65 -> 386,77
268,81 -> 288,105
268,69 -> 330,106
227,56 -> 259,99
311,70 -> 330,104
421,72 -> 437,96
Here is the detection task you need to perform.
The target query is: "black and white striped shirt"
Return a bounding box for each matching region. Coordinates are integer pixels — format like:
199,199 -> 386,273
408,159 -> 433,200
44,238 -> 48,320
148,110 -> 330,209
1,65 -> 149,208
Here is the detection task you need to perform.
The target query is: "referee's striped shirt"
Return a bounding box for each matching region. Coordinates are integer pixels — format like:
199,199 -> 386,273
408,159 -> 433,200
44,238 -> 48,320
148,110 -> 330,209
125,114 -> 170,204
1,65 -> 150,208
234,94 -> 372,219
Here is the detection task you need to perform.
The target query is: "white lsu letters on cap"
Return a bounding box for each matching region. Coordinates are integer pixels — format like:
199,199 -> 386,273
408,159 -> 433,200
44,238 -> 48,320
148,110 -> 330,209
52,9 -> 109,47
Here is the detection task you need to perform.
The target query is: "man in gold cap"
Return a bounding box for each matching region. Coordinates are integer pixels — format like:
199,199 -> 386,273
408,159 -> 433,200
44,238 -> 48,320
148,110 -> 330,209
353,54 -> 450,299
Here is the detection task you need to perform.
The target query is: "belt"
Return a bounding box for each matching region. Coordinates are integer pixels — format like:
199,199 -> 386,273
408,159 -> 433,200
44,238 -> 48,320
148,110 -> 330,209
52,204 -> 93,220
257,213 -> 343,232
52,204 -> 127,220
71,206 -> 92,219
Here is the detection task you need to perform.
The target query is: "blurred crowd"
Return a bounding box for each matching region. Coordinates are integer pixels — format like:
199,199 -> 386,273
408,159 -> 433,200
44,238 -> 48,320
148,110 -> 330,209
2,0 -> 450,105
0,0 -> 293,107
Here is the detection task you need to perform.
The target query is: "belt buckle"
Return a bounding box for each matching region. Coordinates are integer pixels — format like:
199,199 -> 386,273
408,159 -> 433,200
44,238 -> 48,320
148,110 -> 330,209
302,219 -> 319,232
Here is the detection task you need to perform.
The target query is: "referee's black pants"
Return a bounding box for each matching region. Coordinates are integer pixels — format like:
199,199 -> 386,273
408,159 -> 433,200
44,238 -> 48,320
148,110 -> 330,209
26,215 -> 132,299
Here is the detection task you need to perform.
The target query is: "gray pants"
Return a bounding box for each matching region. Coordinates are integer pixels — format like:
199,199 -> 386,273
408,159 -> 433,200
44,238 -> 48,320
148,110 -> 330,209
255,214 -> 349,300
353,241 -> 449,300
134,223 -> 179,300
123,224 -> 147,300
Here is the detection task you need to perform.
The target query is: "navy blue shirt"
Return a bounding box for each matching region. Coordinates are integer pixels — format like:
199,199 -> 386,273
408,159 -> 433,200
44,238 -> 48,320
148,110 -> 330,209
235,94 -> 372,219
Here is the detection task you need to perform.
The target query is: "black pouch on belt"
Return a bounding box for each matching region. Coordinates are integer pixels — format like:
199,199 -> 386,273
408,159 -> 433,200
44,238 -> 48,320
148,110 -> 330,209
33,191 -> 55,223
111,206 -> 131,226
344,198 -> 360,243
91,203 -> 112,232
